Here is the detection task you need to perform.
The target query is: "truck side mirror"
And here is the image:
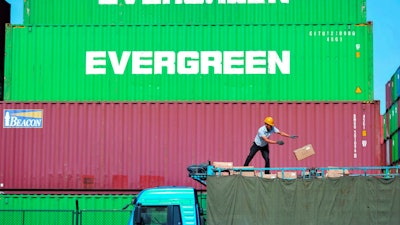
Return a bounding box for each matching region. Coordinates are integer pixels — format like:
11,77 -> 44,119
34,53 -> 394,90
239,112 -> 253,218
132,197 -> 137,205
134,205 -> 142,225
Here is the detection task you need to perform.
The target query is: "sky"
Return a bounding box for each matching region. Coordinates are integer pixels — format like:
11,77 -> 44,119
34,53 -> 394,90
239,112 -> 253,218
4,0 -> 400,115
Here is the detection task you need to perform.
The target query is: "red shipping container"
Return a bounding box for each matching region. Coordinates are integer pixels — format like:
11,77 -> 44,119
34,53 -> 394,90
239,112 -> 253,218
380,115 -> 384,145
0,102 -> 381,193
379,143 -> 385,166
386,80 -> 392,110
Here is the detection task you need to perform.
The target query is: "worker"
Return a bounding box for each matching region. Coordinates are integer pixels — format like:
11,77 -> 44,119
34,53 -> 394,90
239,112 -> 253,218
244,116 -> 298,174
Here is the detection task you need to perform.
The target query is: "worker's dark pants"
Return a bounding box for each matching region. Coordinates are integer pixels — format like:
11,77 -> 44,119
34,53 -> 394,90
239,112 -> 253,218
244,142 -> 270,174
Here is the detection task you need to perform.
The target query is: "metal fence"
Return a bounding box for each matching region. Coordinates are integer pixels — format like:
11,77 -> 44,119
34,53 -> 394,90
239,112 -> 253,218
0,209 -> 131,225
79,210 -> 131,225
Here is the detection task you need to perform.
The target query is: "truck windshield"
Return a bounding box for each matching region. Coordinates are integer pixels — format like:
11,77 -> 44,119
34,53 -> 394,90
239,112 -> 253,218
139,206 -> 168,225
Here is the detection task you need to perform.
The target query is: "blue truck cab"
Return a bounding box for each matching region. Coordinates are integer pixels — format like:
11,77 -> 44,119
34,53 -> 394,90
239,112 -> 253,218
127,165 -> 400,225
128,186 -> 205,225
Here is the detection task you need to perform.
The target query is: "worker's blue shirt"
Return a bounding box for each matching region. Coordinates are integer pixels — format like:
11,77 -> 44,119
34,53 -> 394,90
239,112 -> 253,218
254,126 -> 279,147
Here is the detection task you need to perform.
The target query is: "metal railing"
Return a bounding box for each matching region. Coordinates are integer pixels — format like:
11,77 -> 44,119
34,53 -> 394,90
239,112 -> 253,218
212,166 -> 400,179
188,164 -> 400,185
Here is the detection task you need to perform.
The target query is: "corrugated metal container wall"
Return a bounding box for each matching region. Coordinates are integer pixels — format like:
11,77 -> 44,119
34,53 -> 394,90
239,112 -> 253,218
384,66 -> 400,111
392,72 -> 400,104
392,131 -> 399,163
4,23 -> 373,102
380,115 -> 384,144
0,195 -> 132,210
23,0 -> 367,25
0,101 -> 381,193
386,80 -> 392,110
383,113 -> 388,141
388,101 -> 399,136
381,141 -> 386,165
0,1 -> 10,101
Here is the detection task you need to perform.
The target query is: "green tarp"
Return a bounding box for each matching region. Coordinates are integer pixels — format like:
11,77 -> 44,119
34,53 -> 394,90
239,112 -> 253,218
207,175 -> 400,225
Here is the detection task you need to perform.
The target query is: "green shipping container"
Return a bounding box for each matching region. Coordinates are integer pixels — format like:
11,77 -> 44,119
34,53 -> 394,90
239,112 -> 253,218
389,103 -> 398,136
392,132 -> 399,162
383,113 -> 388,140
0,194 -> 207,225
0,195 -> 132,210
391,72 -> 399,103
23,0 -> 367,25
4,23 -> 373,101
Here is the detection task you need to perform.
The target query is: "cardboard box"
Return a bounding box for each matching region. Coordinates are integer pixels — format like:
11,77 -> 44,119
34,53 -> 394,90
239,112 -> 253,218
212,162 -> 234,176
325,167 -> 350,178
293,144 -> 315,160
212,161 -> 233,168
257,173 -> 277,179
277,171 -> 297,179
216,171 -> 231,176
232,166 -> 255,177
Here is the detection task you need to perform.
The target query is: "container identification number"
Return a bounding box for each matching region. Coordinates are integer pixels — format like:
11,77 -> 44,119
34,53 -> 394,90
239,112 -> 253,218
309,30 -> 356,42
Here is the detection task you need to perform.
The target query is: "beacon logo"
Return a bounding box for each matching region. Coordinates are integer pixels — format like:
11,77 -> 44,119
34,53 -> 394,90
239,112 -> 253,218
3,110 -> 43,128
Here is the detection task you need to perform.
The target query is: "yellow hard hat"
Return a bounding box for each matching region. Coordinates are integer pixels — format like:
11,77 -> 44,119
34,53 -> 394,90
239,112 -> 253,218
264,117 -> 274,126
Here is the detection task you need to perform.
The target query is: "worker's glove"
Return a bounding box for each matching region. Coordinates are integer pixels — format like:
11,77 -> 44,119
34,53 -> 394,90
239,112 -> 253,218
290,135 -> 298,139
276,140 -> 284,145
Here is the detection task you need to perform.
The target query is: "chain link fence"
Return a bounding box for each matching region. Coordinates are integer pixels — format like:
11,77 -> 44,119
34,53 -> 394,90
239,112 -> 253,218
80,210 -> 131,225
0,209 -> 131,225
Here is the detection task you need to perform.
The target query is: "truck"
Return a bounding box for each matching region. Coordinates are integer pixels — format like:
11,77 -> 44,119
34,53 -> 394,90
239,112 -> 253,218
127,186 -> 204,225
127,164 -> 400,225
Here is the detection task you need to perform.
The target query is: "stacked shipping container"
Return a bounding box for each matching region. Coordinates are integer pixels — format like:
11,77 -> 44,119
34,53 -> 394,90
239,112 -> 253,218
1,0 -> 378,195
0,101 -> 381,192
0,1 -> 10,100
4,23 -> 373,101
383,65 -> 400,165
22,0 -> 367,25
